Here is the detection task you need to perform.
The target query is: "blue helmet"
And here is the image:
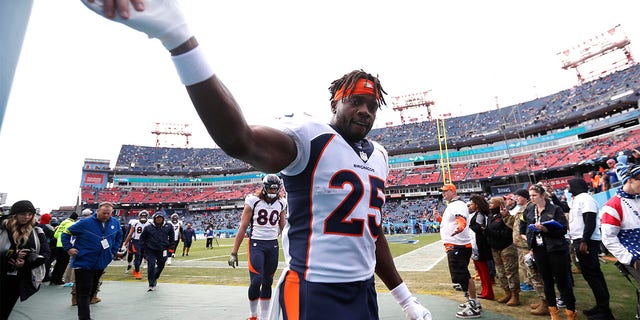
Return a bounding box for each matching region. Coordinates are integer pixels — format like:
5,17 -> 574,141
262,174 -> 282,199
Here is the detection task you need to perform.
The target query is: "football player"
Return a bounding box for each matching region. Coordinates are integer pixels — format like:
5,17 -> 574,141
167,213 -> 183,265
229,174 -> 287,320
123,210 -> 151,280
80,1 -> 431,318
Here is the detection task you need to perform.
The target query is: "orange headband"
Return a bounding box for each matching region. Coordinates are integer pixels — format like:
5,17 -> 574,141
333,78 -> 379,101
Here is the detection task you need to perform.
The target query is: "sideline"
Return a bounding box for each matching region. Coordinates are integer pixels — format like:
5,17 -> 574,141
11,281 -> 512,320
394,239 -> 446,272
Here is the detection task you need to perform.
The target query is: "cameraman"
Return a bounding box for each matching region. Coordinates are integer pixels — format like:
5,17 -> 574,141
0,200 -> 51,320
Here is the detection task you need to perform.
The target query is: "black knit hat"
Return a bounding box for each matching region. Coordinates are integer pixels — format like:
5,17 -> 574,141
10,200 -> 36,215
514,189 -> 530,200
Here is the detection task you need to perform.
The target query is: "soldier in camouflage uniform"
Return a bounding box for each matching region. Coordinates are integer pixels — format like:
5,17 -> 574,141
508,189 -> 548,316
486,197 -> 521,306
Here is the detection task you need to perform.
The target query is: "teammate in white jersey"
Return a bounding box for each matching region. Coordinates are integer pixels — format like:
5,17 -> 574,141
167,213 -> 183,265
80,2 -> 430,319
229,174 -> 287,320
123,210 -> 151,280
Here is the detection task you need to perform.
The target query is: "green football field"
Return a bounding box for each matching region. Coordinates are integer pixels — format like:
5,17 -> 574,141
99,234 -> 637,320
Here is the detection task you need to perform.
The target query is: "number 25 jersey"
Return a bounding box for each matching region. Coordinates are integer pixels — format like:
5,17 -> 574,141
280,120 -> 388,283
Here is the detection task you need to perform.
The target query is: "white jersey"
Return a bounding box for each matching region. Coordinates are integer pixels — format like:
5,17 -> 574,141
568,192 -> 601,241
280,120 -> 388,283
169,220 -> 183,241
129,219 -> 151,241
245,194 -> 287,241
440,199 -> 472,246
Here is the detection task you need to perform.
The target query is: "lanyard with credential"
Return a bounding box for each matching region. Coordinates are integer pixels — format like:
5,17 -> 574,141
534,206 -> 544,246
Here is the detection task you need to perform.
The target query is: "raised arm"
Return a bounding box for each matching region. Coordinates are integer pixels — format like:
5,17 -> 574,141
81,0 -> 297,173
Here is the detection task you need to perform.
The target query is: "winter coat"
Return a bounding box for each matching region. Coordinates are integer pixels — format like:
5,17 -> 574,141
469,211 -> 493,261
484,207 -> 514,251
521,201 -> 568,253
0,224 -> 51,301
140,218 -> 175,253
61,214 -> 122,270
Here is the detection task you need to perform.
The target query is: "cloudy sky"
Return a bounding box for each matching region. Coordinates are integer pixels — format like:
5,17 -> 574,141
2,0 -> 640,212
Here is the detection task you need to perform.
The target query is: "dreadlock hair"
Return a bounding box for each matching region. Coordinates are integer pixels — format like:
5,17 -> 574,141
328,69 -> 387,107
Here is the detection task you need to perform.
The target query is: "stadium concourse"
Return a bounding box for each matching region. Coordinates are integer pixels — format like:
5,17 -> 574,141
10,240 -> 513,320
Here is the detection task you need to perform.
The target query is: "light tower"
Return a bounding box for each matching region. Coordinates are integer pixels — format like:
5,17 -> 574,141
558,25 -> 635,84
151,122 -> 192,148
391,91 -> 434,125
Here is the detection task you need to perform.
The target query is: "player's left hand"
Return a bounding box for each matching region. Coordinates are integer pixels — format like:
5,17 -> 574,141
228,253 -> 238,268
401,297 -> 432,320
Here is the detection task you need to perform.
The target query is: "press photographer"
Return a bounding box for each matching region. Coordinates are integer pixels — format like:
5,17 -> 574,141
0,200 -> 51,320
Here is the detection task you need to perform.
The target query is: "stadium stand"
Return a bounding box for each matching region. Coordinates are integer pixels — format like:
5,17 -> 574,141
78,63 -> 640,236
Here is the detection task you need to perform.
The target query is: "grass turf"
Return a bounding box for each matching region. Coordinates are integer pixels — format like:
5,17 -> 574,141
103,234 -> 638,319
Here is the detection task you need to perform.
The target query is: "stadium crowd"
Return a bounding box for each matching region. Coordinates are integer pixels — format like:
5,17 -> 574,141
5,10 -> 640,318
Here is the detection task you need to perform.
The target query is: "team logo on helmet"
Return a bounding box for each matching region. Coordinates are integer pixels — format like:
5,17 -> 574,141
138,210 -> 149,222
262,174 -> 282,199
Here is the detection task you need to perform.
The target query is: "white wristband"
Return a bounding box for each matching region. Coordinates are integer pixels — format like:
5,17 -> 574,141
171,46 -> 215,86
390,282 -> 412,306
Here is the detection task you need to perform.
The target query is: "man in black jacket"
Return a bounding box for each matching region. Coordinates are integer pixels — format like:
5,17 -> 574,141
139,213 -> 175,291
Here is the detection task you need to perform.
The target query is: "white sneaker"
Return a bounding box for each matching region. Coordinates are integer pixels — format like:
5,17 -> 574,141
457,299 -> 481,311
147,286 -> 156,291
456,300 -> 481,319
167,257 -> 172,265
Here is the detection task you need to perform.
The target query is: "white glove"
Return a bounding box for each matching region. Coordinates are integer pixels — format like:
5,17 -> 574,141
81,0 -> 192,50
391,282 -> 432,320
401,297 -> 432,320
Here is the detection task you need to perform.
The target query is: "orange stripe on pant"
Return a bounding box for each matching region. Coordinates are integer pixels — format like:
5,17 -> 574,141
283,271 -> 300,320
247,241 -> 258,274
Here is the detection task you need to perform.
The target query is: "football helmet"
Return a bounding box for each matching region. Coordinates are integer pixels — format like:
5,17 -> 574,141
262,174 -> 282,199
117,245 -> 128,258
138,210 -> 149,223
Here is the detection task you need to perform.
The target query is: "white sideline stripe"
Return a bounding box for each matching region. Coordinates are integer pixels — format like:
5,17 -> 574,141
393,240 -> 445,272
112,240 -> 447,271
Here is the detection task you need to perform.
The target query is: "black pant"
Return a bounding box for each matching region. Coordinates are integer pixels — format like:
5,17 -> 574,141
50,247 -> 70,284
75,268 -> 103,320
0,275 -> 19,320
533,245 -> 576,311
446,246 -> 472,292
146,249 -> 167,287
573,239 -> 611,310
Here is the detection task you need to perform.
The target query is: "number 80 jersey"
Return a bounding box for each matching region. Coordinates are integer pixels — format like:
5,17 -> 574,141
245,194 -> 287,240
280,120 -> 388,283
